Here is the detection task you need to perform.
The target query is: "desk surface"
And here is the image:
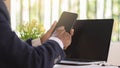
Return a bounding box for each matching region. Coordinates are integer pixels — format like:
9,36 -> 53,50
54,64 -> 118,68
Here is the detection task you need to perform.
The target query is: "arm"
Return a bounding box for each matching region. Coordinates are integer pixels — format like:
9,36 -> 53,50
0,1 -> 65,68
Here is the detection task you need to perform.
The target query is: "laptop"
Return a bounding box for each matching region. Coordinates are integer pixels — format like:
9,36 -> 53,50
62,19 -> 114,63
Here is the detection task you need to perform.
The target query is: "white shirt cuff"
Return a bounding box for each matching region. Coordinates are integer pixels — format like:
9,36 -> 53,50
32,38 -> 41,47
49,37 -> 64,49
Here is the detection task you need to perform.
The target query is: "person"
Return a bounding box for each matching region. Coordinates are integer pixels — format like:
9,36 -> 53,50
0,1 -> 74,68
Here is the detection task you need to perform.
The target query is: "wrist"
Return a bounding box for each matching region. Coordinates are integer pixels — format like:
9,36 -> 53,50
32,38 -> 41,47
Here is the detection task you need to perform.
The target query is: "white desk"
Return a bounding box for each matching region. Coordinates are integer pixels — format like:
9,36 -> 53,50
53,60 -> 119,68
54,64 -> 118,68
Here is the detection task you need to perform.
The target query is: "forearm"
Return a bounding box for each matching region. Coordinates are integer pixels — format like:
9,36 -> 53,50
34,40 -> 65,68
0,31 -> 65,68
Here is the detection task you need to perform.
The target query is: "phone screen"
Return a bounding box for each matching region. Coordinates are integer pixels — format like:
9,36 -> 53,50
55,11 -> 78,32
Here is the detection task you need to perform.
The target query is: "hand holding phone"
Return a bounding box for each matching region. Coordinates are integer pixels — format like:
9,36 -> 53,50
55,11 -> 78,33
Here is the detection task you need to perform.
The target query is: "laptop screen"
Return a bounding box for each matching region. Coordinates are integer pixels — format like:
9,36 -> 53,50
65,19 -> 114,62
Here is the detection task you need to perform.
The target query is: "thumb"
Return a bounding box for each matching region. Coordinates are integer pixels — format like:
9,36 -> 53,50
57,26 -> 65,30
70,29 -> 74,36
48,21 -> 57,33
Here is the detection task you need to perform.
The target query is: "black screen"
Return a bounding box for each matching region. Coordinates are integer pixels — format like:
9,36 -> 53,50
55,11 -> 78,32
65,19 -> 114,62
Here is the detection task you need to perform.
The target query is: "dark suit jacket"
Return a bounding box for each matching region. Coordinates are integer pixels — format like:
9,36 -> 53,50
0,1 -> 65,68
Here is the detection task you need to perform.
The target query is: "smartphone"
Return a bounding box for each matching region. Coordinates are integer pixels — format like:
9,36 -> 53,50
55,11 -> 78,33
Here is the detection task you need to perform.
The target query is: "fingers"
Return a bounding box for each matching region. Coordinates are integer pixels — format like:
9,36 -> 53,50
70,29 -> 74,36
64,32 -> 71,49
53,26 -> 72,49
56,26 -> 65,31
53,26 -> 65,36
40,21 -> 57,44
48,21 -> 57,33
45,21 -> 74,49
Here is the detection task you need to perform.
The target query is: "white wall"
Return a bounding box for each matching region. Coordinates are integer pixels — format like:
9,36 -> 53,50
107,42 -> 120,66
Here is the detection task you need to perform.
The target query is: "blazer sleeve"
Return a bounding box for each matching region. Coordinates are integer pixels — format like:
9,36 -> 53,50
25,38 -> 32,46
0,1 -> 65,68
